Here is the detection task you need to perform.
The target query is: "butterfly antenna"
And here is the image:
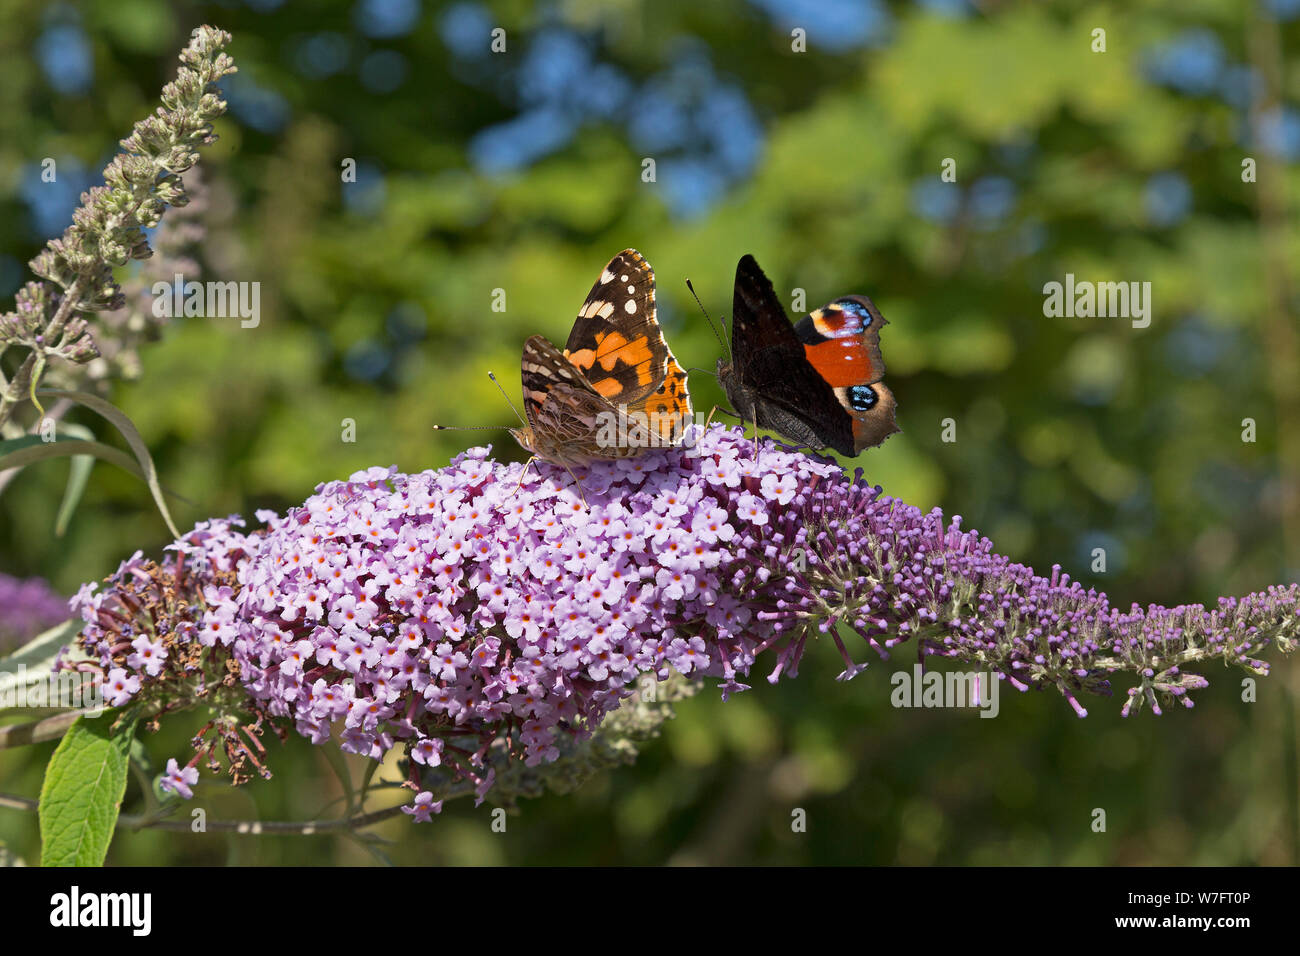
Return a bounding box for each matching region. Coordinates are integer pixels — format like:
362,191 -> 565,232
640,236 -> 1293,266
488,370 -> 528,426
432,371 -> 527,431
686,278 -> 730,358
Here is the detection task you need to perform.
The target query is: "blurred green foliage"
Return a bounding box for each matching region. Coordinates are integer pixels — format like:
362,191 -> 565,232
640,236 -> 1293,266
1,0 -> 1298,864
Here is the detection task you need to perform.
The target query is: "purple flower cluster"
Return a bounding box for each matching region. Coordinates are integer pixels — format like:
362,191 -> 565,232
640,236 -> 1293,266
0,573 -> 68,649
751,480 -> 1300,717
197,431 -> 841,795
69,428 -> 843,802
65,425 -> 1300,813
63,526 -> 283,786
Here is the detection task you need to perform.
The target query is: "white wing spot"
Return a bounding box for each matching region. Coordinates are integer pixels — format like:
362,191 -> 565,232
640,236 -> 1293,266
624,300 -> 636,314
627,284 -> 635,294
600,269 -> 614,284
620,274 -> 628,282
580,299 -> 617,319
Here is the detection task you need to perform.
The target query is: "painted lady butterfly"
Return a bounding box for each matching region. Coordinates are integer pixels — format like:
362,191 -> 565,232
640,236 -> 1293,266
509,249 -> 693,469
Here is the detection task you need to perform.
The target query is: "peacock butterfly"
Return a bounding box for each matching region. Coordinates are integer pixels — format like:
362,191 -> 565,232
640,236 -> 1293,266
716,254 -> 899,458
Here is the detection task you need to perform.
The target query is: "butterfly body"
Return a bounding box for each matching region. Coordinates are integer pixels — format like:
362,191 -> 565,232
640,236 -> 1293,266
512,249 -> 692,467
718,255 -> 899,458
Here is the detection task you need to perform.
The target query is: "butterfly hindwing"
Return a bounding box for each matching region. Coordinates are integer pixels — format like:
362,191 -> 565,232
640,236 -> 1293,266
520,334 -> 620,449
520,334 -> 608,422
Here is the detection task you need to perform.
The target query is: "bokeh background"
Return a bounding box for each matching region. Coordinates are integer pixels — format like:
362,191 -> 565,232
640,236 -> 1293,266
2,0 -> 1299,865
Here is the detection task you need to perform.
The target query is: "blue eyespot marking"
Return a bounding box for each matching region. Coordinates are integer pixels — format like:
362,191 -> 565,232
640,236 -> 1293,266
834,299 -> 873,327
847,384 -> 876,410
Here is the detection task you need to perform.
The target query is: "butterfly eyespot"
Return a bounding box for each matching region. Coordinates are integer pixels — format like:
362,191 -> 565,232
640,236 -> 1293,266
847,385 -> 877,410
834,298 -> 874,327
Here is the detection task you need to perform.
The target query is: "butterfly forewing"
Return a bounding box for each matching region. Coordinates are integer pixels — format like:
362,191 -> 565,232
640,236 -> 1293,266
794,295 -> 889,387
729,254 -> 807,389
564,249 -> 666,406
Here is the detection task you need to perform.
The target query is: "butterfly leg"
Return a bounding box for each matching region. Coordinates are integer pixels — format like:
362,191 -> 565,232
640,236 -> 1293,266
513,456 -> 538,496
559,463 -> 589,509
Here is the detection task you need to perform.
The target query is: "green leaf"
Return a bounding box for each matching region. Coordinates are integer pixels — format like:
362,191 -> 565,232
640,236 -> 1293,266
0,438 -> 146,483
0,619 -> 85,719
54,423 -> 96,537
38,713 -> 137,866
0,434 -> 50,456
38,389 -> 182,539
